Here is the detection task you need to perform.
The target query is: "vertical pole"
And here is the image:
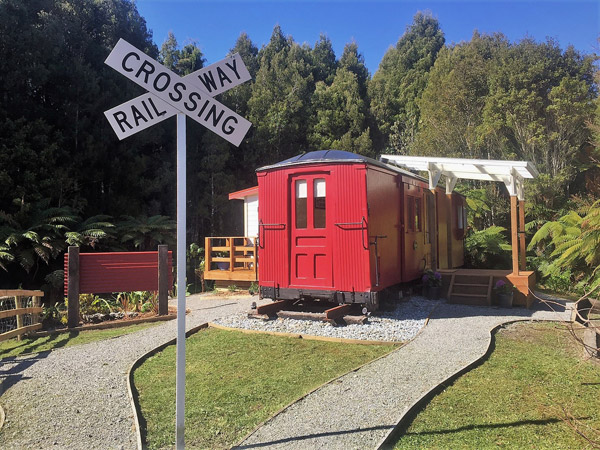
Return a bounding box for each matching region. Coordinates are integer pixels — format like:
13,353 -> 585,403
510,195 -> 519,275
33,295 -> 41,326
15,296 -> 23,341
67,246 -> 80,328
229,237 -> 234,272
158,245 -> 168,316
519,199 -> 526,272
253,239 -> 258,281
205,237 -> 211,269
175,113 -> 186,448
446,194 -> 453,269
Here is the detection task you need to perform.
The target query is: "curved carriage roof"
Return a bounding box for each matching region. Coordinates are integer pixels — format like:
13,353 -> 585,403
257,150 -> 425,180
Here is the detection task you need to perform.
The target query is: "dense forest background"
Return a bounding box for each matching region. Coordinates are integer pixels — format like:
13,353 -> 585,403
0,0 -> 598,295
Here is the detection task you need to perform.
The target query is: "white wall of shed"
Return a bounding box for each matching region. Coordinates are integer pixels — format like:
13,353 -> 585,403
245,195 -> 259,242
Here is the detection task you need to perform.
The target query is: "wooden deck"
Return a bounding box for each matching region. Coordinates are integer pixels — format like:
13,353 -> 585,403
204,236 -> 258,283
439,268 -> 534,308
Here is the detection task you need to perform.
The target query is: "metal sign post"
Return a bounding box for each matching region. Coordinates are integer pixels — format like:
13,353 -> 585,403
103,38 -> 252,448
175,112 -> 186,448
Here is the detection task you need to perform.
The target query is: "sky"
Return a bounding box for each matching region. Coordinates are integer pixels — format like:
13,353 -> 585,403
135,0 -> 599,75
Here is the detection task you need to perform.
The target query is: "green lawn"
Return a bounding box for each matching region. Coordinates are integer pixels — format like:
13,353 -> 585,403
0,322 -> 159,358
393,322 -> 600,449
133,327 -> 398,449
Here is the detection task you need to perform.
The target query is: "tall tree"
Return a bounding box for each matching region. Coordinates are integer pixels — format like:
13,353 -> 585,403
311,34 -> 337,85
309,67 -> 373,156
369,11 -> 445,153
338,42 -> 370,99
415,32 -> 506,159
247,25 -> 314,165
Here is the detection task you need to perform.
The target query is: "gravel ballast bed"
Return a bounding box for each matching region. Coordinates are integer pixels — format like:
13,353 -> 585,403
213,297 -> 440,342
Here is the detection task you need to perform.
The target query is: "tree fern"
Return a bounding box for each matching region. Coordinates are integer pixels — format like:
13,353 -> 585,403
528,201 -> 600,292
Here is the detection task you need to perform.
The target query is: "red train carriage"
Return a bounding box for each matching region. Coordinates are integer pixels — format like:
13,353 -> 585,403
257,150 -> 465,311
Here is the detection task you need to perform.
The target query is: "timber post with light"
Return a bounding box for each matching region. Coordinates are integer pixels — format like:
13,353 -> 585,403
102,38 -> 252,449
381,155 -> 539,307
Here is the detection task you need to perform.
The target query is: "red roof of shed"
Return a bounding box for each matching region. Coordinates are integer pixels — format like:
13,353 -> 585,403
228,185 -> 258,200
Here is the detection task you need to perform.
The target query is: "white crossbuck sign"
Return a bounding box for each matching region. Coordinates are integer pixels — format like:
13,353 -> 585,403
104,38 -> 252,146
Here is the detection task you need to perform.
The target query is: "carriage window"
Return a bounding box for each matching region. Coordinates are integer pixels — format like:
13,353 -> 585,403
457,202 -> 464,230
313,178 -> 326,229
407,197 -> 415,232
415,198 -> 421,231
295,180 -> 307,229
424,195 -> 431,243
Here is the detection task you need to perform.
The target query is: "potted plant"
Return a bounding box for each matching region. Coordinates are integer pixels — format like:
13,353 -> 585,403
422,269 -> 442,300
494,280 -> 514,307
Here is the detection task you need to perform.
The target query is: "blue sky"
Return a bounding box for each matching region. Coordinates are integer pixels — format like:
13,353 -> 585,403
135,1 -> 599,75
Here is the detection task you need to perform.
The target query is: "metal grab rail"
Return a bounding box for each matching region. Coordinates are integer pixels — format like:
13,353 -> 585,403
334,216 -> 368,250
258,221 -> 286,249
369,235 -> 388,287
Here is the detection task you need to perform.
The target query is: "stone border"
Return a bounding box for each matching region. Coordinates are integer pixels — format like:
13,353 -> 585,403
375,319 -> 563,449
126,322 -> 209,450
29,314 -> 176,337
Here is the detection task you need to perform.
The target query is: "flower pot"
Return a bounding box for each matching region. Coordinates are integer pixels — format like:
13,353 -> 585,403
427,286 -> 441,300
497,292 -> 513,308
216,262 -> 230,270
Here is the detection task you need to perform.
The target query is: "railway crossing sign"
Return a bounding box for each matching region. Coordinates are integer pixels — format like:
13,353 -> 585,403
104,38 -> 252,145
103,38 -> 252,449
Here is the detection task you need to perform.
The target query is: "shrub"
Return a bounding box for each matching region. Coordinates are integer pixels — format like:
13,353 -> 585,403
464,226 -> 511,269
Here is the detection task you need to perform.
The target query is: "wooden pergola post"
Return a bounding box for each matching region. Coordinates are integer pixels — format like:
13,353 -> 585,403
510,195 -> 519,275
519,199 -> 526,272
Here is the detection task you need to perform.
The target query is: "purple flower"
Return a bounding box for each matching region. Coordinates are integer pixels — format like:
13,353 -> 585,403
422,274 -> 429,283
434,272 -> 442,280
495,280 -> 506,289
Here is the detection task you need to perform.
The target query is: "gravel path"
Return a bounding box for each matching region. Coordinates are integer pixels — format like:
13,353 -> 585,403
0,294 -> 268,450
236,300 -> 573,450
0,294 -> 573,450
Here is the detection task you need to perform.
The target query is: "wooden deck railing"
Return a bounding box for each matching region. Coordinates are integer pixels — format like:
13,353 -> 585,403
204,236 -> 258,282
0,290 -> 44,342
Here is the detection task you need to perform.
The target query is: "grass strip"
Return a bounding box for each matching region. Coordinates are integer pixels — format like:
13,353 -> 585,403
0,322 -> 158,358
393,321 -> 600,449
133,327 -> 398,449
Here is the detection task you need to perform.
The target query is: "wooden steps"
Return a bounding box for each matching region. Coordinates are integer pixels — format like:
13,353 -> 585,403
447,273 -> 494,306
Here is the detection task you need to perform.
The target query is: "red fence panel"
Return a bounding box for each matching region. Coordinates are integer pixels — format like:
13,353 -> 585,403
64,251 -> 173,295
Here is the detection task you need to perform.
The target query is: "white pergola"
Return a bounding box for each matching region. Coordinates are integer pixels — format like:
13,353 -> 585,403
380,155 -> 539,200
380,155 -> 539,276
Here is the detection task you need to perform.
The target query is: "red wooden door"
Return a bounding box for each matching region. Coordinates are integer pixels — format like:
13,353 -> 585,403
290,174 -> 333,288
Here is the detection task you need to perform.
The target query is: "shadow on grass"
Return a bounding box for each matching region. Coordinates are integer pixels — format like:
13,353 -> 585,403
400,417 -> 570,437
235,425 -> 395,448
0,331 -> 80,359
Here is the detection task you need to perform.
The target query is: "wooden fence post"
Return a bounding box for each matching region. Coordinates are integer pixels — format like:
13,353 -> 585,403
67,246 -> 80,328
33,295 -> 41,326
229,237 -> 234,272
158,245 -> 168,316
15,295 -> 23,341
